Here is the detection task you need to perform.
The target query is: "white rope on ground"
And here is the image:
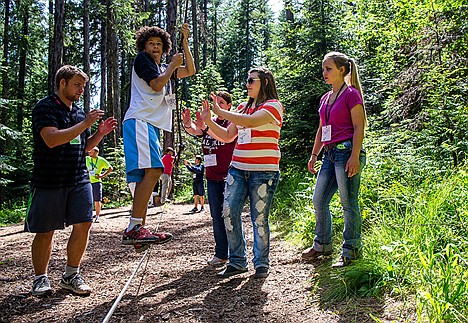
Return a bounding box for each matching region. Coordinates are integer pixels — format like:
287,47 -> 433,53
101,248 -> 151,323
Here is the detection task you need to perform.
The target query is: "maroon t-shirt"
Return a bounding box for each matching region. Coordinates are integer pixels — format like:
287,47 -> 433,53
202,118 -> 236,181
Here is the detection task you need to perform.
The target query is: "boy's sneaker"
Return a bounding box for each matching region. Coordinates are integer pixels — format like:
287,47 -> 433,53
254,267 -> 269,279
32,276 -> 52,296
134,244 -> 151,253
189,207 -> 198,213
94,216 -> 100,223
216,265 -> 248,278
199,206 -> 205,212
59,273 -> 92,295
207,256 -> 227,267
122,224 -> 173,245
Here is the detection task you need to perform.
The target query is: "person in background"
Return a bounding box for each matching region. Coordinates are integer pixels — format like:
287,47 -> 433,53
182,91 -> 236,267
301,51 -> 367,268
25,65 -> 117,296
200,67 -> 284,279
122,23 -> 195,252
160,147 -> 175,204
86,146 -> 113,222
183,155 -> 205,213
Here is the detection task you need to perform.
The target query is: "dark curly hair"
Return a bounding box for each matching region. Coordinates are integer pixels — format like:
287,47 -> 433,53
135,26 -> 172,54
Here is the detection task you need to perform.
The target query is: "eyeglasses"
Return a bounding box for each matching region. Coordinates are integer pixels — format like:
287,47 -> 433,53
246,77 -> 261,85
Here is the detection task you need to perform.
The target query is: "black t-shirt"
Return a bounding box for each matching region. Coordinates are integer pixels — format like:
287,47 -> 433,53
31,94 -> 91,188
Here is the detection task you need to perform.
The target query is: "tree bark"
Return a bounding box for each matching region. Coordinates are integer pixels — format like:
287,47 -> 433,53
17,1 -> 29,134
83,0 -> 91,112
100,0 -> 107,116
191,0 -> 199,70
164,0 -> 177,152
48,0 -> 65,93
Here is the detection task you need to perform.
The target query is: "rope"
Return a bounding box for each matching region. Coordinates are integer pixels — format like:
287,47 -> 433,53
101,248 -> 151,323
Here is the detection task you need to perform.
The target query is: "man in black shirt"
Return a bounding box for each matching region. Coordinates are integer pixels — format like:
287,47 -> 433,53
25,65 -> 117,296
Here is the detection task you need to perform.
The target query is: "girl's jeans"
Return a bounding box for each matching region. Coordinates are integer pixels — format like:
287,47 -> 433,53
222,167 -> 280,269
312,140 -> 366,259
207,180 -> 228,260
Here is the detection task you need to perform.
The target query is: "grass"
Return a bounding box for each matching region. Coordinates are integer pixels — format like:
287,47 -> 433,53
271,158 -> 468,322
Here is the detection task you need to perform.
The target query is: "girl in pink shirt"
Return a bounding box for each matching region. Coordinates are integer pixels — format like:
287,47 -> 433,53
302,52 -> 367,268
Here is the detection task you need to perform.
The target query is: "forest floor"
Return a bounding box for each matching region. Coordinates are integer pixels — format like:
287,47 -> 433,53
0,203 -> 415,323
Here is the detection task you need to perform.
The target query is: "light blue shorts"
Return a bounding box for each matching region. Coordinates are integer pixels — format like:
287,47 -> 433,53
123,119 -> 164,183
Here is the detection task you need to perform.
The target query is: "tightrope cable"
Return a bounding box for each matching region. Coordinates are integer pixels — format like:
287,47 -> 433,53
101,248 -> 151,323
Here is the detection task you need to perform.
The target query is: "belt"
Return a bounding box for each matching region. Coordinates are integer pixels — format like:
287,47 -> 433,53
324,140 -> 349,151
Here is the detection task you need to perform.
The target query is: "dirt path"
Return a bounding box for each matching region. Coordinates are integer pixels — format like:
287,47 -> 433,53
0,203 -> 408,322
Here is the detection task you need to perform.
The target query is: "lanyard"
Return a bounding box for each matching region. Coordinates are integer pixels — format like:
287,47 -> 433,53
90,158 -> 98,170
325,83 -> 346,125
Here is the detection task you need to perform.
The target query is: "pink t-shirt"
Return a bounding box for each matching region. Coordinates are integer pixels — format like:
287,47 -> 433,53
162,153 -> 175,175
318,86 -> 363,144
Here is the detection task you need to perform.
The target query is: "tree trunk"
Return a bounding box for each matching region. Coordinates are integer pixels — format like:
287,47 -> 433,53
49,0 -> 65,93
191,0 -> 199,70
201,0 -> 207,68
17,1 -> 29,134
212,1 -> 217,65
106,0 -> 120,147
285,0 -> 293,21
164,0 -> 177,152
83,0 -> 91,112
2,0 -> 11,139
100,0 -> 107,114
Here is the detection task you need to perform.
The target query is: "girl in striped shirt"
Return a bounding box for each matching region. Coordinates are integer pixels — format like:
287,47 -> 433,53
200,66 -> 284,279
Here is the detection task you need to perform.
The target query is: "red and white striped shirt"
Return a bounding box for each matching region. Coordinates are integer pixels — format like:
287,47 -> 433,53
231,99 -> 284,172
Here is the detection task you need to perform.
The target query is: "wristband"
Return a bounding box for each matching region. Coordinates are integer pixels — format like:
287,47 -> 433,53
184,124 -> 191,129
202,125 -> 209,134
312,153 -> 318,157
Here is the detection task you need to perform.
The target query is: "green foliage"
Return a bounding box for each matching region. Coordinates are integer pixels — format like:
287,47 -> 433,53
0,201 -> 26,226
101,141 -> 131,206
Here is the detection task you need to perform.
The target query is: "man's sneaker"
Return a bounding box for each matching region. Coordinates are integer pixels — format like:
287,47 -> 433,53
122,224 -> 173,245
59,273 -> 92,295
216,265 -> 248,278
32,276 -> 52,296
254,267 -> 269,279
207,256 -> 227,267
134,244 -> 151,253
94,216 -> 100,223
189,207 -> 198,213
199,206 -> 205,212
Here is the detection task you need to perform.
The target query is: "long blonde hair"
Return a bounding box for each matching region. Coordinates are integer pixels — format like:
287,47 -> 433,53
324,51 -> 367,123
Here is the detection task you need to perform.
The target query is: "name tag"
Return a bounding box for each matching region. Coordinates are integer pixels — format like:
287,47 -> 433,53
70,135 -> 81,145
238,128 -> 252,144
204,154 -> 217,167
165,94 -> 177,110
321,125 -> 332,142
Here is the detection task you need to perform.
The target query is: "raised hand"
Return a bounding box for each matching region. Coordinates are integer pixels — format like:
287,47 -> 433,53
182,108 -> 192,127
195,110 -> 205,129
84,109 -> 105,128
180,23 -> 190,42
209,92 -> 221,115
97,117 -> 118,136
169,53 -> 184,69
201,99 -> 212,122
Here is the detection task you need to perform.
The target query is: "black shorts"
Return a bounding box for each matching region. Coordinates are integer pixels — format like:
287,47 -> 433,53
192,181 -> 205,196
24,183 -> 93,233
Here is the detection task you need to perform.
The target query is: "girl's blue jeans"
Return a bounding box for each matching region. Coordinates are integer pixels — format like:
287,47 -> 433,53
312,140 -> 366,259
222,167 -> 280,269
